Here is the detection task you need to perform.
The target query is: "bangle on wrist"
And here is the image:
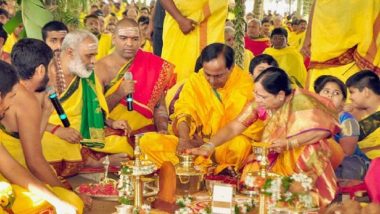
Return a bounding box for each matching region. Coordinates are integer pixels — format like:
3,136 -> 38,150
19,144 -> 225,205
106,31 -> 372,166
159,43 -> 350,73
201,142 -> 215,152
289,139 -> 299,149
51,125 -> 61,134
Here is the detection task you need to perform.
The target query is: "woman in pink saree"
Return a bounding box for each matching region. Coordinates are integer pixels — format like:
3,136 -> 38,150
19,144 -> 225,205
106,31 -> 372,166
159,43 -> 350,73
189,67 -> 340,207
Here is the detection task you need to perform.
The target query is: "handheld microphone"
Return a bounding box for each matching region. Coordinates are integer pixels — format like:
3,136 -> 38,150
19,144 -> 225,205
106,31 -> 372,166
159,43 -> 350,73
123,72 -> 134,111
47,87 -> 70,127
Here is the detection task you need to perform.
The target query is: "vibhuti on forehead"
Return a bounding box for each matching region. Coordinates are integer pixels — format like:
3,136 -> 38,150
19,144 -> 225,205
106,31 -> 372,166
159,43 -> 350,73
117,27 -> 140,36
86,43 -> 98,52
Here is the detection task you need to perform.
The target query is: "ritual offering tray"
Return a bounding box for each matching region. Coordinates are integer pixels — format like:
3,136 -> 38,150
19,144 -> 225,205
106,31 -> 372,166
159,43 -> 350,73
76,179 -> 119,201
76,177 -> 159,201
239,171 -> 280,196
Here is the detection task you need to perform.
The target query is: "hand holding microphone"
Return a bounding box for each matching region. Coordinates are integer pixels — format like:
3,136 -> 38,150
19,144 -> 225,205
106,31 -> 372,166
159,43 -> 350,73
123,72 -> 135,111
47,86 -> 70,127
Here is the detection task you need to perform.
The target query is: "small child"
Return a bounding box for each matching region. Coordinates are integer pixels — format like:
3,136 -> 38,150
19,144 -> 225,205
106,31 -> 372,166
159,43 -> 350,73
314,75 -> 367,180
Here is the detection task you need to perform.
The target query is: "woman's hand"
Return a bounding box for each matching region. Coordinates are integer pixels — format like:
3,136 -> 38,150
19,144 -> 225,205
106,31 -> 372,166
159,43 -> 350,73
269,139 -> 288,153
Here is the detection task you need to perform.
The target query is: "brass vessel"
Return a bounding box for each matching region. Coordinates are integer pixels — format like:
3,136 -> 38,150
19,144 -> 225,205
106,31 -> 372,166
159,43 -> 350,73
175,154 -> 203,195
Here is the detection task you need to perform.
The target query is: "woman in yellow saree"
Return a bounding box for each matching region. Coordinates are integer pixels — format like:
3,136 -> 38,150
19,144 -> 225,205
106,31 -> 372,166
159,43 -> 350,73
189,67 -> 340,208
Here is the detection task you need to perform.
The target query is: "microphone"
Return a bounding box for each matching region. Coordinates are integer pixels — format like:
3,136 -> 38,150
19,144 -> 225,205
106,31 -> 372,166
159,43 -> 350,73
123,72 -> 134,111
47,86 -> 70,127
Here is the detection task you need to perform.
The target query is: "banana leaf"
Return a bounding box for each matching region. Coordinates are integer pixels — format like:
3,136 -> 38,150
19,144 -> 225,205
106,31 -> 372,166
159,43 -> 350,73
3,0 -> 53,40
3,11 -> 22,35
21,0 -> 53,39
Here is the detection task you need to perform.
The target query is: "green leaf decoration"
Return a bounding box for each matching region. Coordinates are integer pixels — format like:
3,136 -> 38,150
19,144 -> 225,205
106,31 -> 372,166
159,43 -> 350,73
234,0 -> 245,69
21,0 -> 53,40
3,11 -> 22,35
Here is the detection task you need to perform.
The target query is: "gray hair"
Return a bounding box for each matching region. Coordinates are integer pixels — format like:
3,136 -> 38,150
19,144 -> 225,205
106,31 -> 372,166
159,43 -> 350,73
248,18 -> 261,27
224,26 -> 236,35
61,30 -> 98,53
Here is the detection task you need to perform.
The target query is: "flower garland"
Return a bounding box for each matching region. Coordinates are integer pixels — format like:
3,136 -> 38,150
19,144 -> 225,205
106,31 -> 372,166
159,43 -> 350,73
262,173 -> 317,210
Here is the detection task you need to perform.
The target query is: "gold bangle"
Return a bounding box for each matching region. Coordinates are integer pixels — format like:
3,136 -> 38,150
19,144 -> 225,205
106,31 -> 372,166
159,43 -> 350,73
201,142 -> 215,152
289,139 -> 299,149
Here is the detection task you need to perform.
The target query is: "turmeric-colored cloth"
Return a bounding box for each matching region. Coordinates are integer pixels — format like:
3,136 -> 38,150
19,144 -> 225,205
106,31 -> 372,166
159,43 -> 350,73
140,66 -> 264,174
0,131 -> 83,213
241,89 -> 340,207
244,36 -> 270,56
41,72 -> 129,177
2,33 -> 17,54
161,0 -> 228,81
288,31 -> 305,51
96,33 -> 113,60
263,46 -> 307,88
242,49 -> 254,72
105,49 -> 175,137
357,106 -> 380,160
142,40 -> 154,53
307,0 -> 380,89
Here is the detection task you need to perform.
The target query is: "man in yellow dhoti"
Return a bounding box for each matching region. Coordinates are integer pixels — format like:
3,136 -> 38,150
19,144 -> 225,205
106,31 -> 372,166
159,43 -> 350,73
346,70 -> 380,203
224,26 -> 254,72
2,42 -> 84,212
160,0 -> 228,81
0,62 -> 78,214
84,14 -> 113,60
41,30 -> 129,177
95,18 -> 175,158
264,28 -> 307,88
140,43 -> 264,175
303,0 -> 380,90
189,67 -> 339,208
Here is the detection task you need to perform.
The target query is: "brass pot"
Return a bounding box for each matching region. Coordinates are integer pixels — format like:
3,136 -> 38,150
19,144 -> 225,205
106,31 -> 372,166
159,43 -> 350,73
175,154 -> 203,195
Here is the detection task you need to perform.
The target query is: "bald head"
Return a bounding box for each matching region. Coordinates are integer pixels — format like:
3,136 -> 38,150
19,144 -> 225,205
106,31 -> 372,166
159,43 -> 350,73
113,18 -> 141,60
115,18 -> 139,31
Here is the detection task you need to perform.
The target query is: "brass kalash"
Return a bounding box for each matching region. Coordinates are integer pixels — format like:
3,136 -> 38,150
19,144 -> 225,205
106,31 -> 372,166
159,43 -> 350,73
175,154 -> 204,195
118,134 -> 156,210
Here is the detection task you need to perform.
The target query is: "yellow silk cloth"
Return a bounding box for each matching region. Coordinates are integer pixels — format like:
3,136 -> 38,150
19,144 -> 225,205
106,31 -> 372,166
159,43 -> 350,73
161,0 -> 228,81
0,134 -> 83,213
263,46 -> 307,88
42,75 -> 131,174
243,89 -> 339,207
358,107 -> 380,159
96,33 -> 113,60
288,31 -> 305,51
140,67 -> 264,173
8,185 -> 83,214
310,0 -> 380,73
242,49 -> 254,72
2,33 -> 17,54
104,72 -> 157,135
142,40 -> 153,53
306,62 -> 360,90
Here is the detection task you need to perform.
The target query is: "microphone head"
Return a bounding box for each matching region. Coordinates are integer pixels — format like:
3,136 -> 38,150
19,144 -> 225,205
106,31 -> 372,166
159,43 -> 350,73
46,86 -> 56,96
124,72 -> 133,80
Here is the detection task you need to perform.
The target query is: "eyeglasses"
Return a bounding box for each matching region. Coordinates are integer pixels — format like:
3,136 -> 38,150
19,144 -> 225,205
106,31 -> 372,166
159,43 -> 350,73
321,88 -> 342,97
